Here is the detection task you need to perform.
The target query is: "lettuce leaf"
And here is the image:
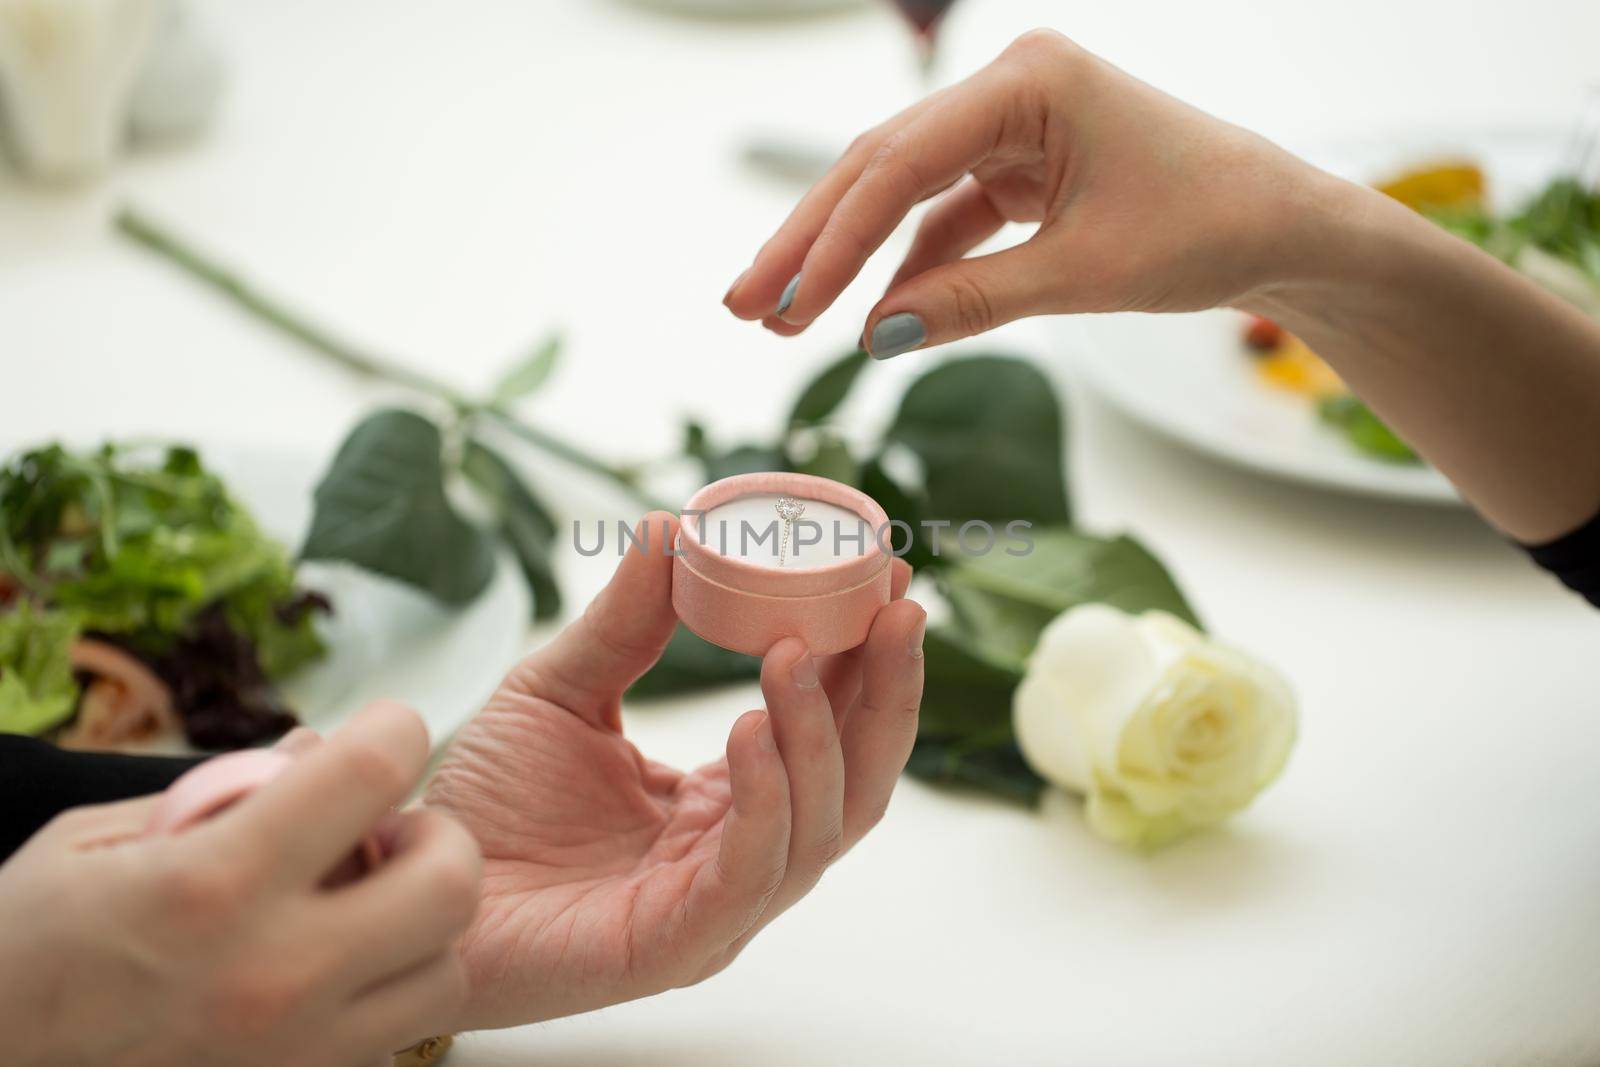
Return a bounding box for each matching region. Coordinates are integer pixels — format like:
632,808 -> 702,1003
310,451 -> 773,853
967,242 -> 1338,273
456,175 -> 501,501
0,603 -> 81,736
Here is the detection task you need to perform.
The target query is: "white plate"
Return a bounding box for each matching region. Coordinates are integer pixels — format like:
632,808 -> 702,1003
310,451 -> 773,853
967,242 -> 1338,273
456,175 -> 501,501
1069,310 -> 1460,505
1065,127 -> 1573,507
212,448 -> 528,750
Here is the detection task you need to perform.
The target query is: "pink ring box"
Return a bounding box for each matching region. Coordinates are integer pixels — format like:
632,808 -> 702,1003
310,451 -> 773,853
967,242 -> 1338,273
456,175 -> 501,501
147,748 -> 382,881
673,472 -> 893,657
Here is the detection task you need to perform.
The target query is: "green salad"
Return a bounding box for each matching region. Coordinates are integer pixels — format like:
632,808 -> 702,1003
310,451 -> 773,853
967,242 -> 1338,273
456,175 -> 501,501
0,443 -> 328,750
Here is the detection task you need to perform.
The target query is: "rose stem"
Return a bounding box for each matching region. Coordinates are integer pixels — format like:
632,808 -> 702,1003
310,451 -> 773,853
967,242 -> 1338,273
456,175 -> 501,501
114,207 -> 663,511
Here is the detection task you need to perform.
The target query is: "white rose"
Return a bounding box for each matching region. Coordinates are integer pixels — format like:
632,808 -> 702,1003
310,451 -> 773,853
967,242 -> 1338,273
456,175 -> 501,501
1012,604 -> 1296,848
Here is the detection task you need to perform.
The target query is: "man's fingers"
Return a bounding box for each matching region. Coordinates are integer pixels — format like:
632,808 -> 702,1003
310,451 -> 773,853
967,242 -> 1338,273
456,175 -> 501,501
839,600 -> 926,847
199,701 -> 429,886
507,511 -> 679,731
863,238 -> 1061,360
686,710 -> 790,947
322,809 -> 482,994
760,639 -> 845,904
818,558 -> 913,730
886,178 -> 1009,291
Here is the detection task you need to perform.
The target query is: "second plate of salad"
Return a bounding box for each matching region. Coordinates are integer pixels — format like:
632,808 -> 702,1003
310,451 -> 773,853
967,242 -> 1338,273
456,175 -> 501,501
1063,125 -> 1599,506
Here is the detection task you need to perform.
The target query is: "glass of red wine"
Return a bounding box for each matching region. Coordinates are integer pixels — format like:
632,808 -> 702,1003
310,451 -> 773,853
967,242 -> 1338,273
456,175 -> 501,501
887,0 -> 961,87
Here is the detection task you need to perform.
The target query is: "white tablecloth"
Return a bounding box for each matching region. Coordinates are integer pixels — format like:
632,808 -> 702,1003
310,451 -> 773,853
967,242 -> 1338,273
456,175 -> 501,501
4,1 -> 1598,1063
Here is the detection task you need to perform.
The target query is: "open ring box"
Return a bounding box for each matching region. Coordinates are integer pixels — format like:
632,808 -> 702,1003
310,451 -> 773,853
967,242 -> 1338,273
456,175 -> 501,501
672,472 -> 894,657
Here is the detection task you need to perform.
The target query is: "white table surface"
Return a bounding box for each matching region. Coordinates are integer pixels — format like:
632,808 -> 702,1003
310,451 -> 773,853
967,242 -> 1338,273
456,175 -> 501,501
5,1 -> 1599,1064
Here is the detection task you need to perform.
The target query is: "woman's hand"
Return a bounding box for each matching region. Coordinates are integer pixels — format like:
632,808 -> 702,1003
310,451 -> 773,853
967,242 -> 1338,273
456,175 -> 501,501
724,28 -> 1335,357
0,704 -> 482,1067
425,512 -> 927,1030
727,28 -> 1600,543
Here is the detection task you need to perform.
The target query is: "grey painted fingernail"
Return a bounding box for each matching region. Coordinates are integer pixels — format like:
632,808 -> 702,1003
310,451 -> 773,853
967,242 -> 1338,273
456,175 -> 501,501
868,313 -> 926,360
776,272 -> 801,316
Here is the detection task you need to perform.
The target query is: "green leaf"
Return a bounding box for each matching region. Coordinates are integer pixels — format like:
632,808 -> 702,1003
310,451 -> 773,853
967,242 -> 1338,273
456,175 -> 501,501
885,355 -> 1070,526
901,628 -> 1041,805
791,431 -> 858,485
940,527 -> 1202,663
0,602 -> 82,736
916,626 -> 1024,740
905,737 -> 1045,807
787,349 -> 868,429
859,456 -> 936,571
628,624 -> 761,699
683,420 -> 787,483
1317,395 -> 1419,463
491,332 -> 562,407
461,440 -> 562,622
301,409 -> 497,604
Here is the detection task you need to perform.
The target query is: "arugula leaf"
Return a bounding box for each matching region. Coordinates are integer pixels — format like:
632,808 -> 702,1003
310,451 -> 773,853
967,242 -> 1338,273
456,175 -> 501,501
787,349 -> 868,429
886,355 -> 1070,526
628,624 -> 761,699
302,409 -> 497,604
1318,395 -> 1418,464
0,602 -> 82,736
461,440 -> 562,622
491,332 -> 562,407
3,443 -> 325,679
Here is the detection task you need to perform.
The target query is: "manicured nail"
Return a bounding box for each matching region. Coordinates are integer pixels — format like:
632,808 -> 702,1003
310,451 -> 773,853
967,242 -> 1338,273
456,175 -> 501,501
723,267 -> 750,305
776,272 -> 801,317
755,713 -> 777,753
907,618 -> 925,660
790,652 -> 819,689
869,313 -> 926,360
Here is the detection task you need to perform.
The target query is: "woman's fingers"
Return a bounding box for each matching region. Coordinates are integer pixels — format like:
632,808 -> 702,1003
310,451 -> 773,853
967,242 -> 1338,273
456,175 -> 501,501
724,97 -> 943,322
508,511 -> 680,731
773,78 -> 1010,330
760,639 -> 845,901
839,599 -> 926,847
201,701 -> 429,887
886,178 -> 1010,291
273,726 -> 323,757
686,710 -> 790,947
863,238 -> 1063,360
322,809 -> 482,995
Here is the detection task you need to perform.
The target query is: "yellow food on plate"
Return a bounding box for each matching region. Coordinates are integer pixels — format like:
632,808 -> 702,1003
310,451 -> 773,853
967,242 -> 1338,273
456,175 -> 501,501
1376,161 -> 1486,212
1255,334 -> 1345,399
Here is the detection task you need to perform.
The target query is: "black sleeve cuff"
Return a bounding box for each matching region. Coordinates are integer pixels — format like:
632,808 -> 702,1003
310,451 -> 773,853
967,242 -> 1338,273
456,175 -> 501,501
1522,508 -> 1600,609
0,735 -> 202,863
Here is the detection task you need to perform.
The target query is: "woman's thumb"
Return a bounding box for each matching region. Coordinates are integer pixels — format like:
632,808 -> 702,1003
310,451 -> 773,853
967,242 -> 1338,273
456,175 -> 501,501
862,241 -> 1060,360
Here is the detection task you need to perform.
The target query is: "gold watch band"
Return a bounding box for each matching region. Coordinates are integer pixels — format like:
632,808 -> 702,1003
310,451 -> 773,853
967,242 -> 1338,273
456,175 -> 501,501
393,1034 -> 454,1066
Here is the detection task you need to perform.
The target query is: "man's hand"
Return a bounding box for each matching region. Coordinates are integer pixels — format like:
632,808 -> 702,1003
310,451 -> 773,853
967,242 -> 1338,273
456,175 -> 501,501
426,512 -> 926,1030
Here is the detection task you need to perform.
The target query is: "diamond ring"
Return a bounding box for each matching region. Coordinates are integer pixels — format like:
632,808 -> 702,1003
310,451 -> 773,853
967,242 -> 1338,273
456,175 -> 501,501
775,495 -> 806,567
